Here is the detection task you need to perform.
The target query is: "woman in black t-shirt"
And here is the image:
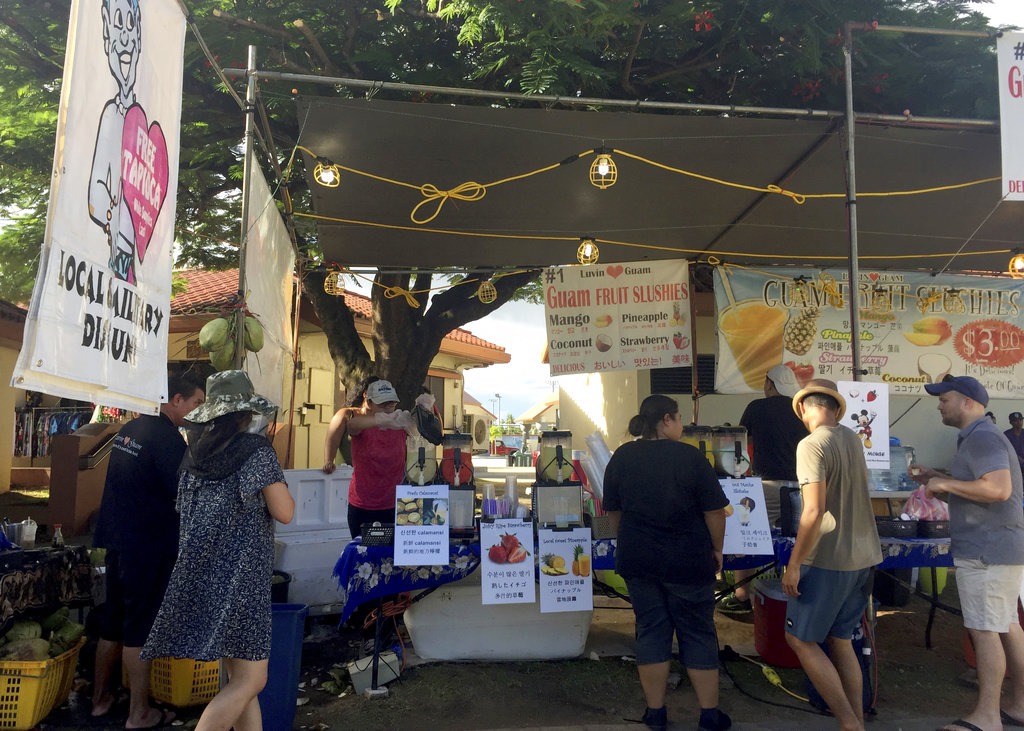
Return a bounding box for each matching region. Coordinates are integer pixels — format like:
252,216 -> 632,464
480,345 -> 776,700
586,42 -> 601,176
603,395 -> 732,731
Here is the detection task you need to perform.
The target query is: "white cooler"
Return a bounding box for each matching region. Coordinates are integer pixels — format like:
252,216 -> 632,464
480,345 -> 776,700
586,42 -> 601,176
275,467 -> 353,615
403,573 -> 592,661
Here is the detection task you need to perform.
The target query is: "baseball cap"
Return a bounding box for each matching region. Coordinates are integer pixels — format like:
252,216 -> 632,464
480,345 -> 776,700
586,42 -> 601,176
923,375 -> 989,407
366,379 -> 398,404
766,364 -> 800,399
1011,412 -> 1023,421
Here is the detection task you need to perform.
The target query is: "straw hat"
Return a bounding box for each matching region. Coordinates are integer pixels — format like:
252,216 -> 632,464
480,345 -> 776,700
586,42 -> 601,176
185,370 -> 277,424
792,378 -> 846,420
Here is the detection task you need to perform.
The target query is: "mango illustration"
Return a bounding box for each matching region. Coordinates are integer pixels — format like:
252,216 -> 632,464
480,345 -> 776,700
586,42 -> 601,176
903,331 -> 941,346
911,316 -> 952,344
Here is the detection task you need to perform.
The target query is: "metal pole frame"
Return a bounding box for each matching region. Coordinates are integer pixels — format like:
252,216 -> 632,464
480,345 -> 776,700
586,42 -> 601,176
840,21 -> 999,382
234,45 -> 258,369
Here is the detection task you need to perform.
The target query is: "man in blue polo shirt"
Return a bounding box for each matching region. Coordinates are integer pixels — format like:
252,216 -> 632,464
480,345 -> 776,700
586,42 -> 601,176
912,375 -> 1024,731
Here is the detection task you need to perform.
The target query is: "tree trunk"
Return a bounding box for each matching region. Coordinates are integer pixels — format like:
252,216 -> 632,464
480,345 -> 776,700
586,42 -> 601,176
305,268 -> 540,408
302,270 -> 373,393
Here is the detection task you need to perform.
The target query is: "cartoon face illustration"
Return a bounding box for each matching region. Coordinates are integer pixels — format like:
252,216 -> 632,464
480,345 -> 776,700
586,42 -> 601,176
102,0 -> 142,102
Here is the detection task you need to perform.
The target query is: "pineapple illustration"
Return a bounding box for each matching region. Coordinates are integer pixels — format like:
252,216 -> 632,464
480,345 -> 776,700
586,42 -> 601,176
783,308 -> 820,356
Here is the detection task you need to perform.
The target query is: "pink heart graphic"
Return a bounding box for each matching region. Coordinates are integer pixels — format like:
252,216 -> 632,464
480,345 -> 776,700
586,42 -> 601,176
868,272 -> 879,282
607,265 -> 624,279
121,106 -> 168,264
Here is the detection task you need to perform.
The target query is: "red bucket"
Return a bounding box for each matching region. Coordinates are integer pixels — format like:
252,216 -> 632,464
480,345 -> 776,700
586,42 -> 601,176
752,578 -> 801,668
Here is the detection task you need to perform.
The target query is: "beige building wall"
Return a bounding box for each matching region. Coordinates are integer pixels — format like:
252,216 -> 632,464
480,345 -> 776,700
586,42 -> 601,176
0,343 -> 18,493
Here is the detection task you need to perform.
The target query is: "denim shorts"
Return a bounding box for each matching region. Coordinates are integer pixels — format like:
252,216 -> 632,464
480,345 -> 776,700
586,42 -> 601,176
625,575 -> 719,669
785,565 -> 872,643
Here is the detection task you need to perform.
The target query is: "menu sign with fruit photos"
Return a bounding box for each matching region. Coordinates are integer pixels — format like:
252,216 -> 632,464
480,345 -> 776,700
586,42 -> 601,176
720,479 -> 774,556
480,519 -> 536,605
543,259 -> 692,376
838,381 -> 890,469
538,528 -> 593,613
713,266 -> 1024,399
394,485 -> 449,566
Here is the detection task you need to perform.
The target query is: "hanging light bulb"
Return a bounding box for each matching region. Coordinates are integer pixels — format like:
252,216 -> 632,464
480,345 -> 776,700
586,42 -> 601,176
943,288 -> 966,314
589,149 -> 617,189
872,287 -> 891,314
577,237 -> 600,265
313,157 -> 341,188
477,279 -> 497,304
1010,250 -> 1024,279
322,270 -> 343,295
791,276 -> 808,306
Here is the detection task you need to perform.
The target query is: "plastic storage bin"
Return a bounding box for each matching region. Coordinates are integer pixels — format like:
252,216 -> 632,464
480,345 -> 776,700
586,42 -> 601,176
124,657 -> 220,707
258,603 -> 309,730
0,637 -> 85,730
751,579 -> 801,668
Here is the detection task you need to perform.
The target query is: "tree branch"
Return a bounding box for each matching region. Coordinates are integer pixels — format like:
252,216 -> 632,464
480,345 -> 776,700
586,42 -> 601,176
293,19 -> 341,76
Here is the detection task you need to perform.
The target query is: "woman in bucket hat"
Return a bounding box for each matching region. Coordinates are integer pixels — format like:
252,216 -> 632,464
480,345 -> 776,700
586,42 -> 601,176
141,370 -> 294,731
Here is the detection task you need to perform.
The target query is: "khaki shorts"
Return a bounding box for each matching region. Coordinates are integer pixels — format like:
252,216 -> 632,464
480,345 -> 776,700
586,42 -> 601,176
954,558 -> 1024,632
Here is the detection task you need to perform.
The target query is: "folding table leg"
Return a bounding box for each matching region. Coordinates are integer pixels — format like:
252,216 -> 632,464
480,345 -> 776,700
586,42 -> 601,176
371,597 -> 383,689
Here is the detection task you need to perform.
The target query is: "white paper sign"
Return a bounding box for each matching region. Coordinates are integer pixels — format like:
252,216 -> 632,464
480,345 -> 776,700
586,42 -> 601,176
721,479 -> 774,556
394,485 -> 449,566
838,381 -> 890,469
544,259 -> 692,375
538,528 -> 593,613
998,33 -> 1024,201
480,519 -> 536,605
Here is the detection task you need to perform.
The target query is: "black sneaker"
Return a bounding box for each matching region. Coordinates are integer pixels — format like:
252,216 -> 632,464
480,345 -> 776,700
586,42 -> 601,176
699,707 -> 732,731
717,593 -> 752,614
641,706 -> 667,730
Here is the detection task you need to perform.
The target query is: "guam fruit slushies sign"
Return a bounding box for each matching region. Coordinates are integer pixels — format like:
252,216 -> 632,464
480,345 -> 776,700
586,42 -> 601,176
544,259 -> 692,376
12,0 -> 185,412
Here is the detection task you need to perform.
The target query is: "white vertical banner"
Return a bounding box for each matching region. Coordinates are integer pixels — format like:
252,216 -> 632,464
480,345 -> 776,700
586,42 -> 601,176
998,33 -> 1024,200
11,0 -> 186,412
244,165 -> 295,409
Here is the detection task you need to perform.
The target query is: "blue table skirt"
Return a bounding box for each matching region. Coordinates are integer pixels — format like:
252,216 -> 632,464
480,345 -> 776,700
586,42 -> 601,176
333,535 -> 952,621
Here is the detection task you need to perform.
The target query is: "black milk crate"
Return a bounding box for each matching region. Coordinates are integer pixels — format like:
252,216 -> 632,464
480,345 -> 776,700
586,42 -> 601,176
875,517 -> 918,538
917,520 -> 950,538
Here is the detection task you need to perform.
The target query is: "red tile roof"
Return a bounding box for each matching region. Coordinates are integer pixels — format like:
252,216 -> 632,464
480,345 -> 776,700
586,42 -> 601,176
171,269 -> 505,353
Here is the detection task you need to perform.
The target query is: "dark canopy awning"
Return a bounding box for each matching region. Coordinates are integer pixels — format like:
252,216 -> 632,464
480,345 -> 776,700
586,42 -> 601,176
296,97 -> 1023,274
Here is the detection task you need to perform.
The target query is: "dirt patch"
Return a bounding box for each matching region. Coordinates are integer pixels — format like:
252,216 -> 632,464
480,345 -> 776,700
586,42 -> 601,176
295,580 -> 979,730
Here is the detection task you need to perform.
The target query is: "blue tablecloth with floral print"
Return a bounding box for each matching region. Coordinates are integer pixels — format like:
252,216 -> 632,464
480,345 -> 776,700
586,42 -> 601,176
334,534 -> 951,620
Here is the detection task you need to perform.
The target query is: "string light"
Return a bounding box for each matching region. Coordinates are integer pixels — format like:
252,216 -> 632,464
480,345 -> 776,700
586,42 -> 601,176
476,280 -> 497,304
943,288 -> 966,314
871,286 -> 891,314
589,149 -> 617,189
1010,250 -> 1024,279
323,270 -> 343,295
577,237 -> 600,265
792,275 -> 808,306
313,157 -> 341,188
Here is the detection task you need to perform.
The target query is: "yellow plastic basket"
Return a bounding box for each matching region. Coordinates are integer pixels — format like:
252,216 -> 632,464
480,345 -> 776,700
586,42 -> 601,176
0,637 -> 86,731
124,657 -> 220,707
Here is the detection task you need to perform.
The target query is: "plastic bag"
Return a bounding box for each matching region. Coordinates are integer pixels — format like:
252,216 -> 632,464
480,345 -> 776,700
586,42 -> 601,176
902,486 -> 949,521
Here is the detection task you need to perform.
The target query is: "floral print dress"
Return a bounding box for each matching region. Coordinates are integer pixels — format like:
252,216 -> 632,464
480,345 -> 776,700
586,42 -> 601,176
142,444 -> 285,662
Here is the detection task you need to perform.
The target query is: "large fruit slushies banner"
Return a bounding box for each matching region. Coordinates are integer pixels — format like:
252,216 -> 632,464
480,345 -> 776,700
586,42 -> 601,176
544,260 -> 692,376
713,266 -> 1024,399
